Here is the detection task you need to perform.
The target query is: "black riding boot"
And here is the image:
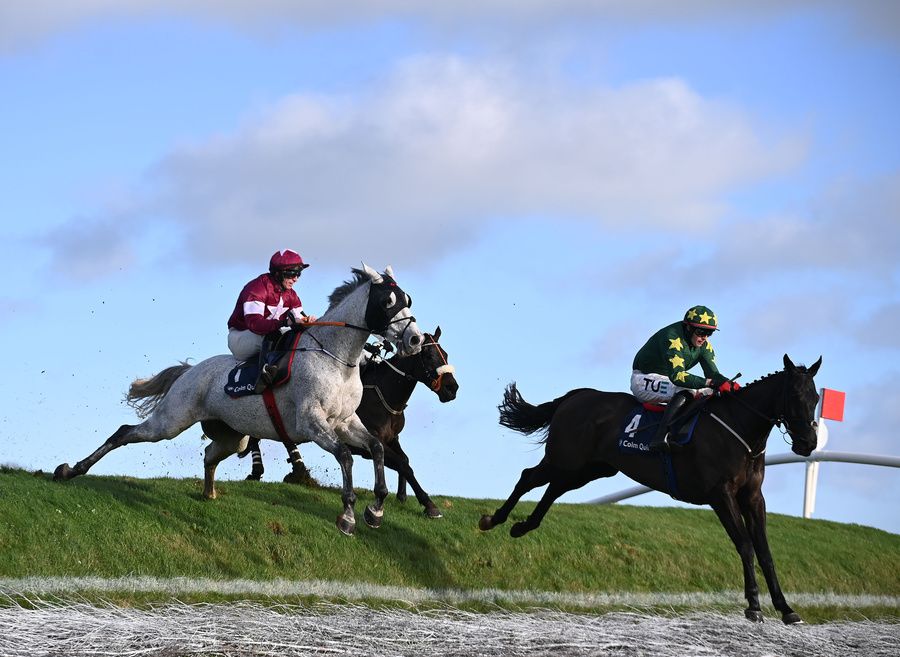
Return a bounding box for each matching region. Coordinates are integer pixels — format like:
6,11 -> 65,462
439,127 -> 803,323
254,332 -> 280,393
648,390 -> 693,452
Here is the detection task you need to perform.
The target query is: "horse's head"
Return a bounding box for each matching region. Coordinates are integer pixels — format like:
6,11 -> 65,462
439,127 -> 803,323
361,263 -> 423,356
781,354 -> 822,457
402,326 -> 458,402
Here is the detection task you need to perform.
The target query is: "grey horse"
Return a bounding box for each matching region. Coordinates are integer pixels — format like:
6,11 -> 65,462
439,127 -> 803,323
54,264 -> 423,535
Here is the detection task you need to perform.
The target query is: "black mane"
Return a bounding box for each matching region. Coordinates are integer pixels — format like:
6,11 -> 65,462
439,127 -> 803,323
327,269 -> 369,310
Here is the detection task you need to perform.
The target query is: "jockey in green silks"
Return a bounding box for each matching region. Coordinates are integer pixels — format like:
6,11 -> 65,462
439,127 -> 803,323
631,305 -> 740,452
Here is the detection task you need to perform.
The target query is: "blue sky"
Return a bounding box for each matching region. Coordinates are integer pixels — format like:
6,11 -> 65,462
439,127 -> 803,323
1,1 -> 898,535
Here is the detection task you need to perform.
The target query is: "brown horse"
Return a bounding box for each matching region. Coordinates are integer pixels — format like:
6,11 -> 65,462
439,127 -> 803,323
480,354 -> 821,624
238,328 -> 458,517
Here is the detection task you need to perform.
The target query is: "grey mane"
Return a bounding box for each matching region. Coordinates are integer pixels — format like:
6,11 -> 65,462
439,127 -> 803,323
327,269 -> 369,310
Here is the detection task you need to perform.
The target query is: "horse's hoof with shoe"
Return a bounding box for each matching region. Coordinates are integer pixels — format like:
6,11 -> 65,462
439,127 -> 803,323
336,514 -> 356,536
510,521 -> 532,538
423,505 -> 443,519
53,463 -> 72,481
283,468 -> 318,487
744,609 -> 765,623
782,612 -> 803,625
478,514 -> 496,531
364,505 -> 384,529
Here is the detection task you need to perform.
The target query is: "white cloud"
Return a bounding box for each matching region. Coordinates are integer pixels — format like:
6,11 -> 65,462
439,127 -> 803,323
49,56 -> 802,276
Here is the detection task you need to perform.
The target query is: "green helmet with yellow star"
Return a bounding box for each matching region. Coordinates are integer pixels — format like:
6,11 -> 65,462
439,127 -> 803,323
684,305 -> 718,331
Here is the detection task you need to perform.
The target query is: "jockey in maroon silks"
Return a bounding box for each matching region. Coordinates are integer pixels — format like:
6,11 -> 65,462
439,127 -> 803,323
227,249 -> 317,390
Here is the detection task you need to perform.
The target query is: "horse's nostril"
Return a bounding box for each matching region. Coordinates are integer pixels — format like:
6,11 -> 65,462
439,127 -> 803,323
410,335 -> 422,346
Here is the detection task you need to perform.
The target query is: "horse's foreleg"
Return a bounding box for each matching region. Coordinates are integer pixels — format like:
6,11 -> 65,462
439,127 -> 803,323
53,424 -> 136,480
479,458 -> 552,531
711,493 -> 764,622
396,474 -> 409,502
334,442 -> 357,534
339,415 -> 388,529
740,491 -> 802,624
385,442 -> 441,518
303,416 -> 357,535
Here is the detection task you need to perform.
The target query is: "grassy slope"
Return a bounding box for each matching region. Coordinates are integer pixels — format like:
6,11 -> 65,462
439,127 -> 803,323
1,467 -> 897,619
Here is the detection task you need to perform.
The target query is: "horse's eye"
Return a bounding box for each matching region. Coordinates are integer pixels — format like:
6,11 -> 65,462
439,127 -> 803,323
383,291 -> 396,309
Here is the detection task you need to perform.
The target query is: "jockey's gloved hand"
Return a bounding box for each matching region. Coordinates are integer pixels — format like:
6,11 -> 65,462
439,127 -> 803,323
718,381 -> 741,394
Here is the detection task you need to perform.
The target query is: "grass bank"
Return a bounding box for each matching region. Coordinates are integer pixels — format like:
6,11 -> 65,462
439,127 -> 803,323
1,467 -> 897,621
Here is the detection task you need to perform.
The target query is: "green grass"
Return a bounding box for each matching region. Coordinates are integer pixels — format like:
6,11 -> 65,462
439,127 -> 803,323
1,466 -> 897,622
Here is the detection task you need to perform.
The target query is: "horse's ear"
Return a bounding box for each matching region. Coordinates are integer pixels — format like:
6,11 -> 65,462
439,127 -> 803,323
783,354 -> 796,372
434,325 -> 441,340
384,264 -> 394,278
362,262 -> 383,284
808,356 -> 822,377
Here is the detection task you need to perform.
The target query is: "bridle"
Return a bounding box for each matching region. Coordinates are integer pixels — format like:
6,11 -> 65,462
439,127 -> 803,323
722,370 -> 816,449
363,334 -> 456,414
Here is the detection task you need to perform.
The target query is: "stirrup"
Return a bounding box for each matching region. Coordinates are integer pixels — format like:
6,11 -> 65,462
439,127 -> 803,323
261,364 -> 278,385
649,436 -> 683,453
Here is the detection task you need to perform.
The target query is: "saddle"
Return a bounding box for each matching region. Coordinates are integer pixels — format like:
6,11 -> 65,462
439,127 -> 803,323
617,396 -> 710,501
224,327 -> 305,398
618,397 -> 707,455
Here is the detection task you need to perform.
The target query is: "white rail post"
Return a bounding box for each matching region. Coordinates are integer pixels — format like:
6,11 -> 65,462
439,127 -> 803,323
803,387 -> 844,519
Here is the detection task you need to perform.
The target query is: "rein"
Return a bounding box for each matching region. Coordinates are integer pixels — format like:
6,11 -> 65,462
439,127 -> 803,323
362,335 -> 456,415
712,370 -> 806,457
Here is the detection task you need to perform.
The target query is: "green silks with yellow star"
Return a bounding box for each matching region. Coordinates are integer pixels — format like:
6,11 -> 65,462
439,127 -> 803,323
632,321 -> 728,389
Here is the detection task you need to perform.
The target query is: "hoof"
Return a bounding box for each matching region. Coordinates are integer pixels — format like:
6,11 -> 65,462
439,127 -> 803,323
53,463 -> 72,481
203,489 -> 217,500
478,515 -> 495,531
510,521 -> 531,538
336,514 -> 356,536
245,473 -> 262,481
364,505 -> 384,529
423,506 -> 443,519
283,469 -> 318,487
782,612 -> 803,625
745,609 -> 764,623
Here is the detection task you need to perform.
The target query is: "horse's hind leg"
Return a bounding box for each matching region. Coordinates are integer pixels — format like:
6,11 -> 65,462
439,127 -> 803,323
53,423 -> 136,480
54,405 -> 199,481
203,434 -> 249,499
509,462 -> 618,538
479,458 -> 552,531
244,437 -> 265,481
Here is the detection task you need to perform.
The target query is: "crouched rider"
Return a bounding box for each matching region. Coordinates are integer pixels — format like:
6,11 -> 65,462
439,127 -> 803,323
227,249 -> 317,392
631,305 -> 740,451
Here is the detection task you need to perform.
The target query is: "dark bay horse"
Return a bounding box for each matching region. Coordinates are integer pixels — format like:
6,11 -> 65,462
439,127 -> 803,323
480,355 -> 821,624
240,328 -> 459,518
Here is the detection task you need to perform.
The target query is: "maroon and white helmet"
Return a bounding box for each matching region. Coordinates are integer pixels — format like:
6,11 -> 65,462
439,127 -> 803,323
269,249 -> 309,273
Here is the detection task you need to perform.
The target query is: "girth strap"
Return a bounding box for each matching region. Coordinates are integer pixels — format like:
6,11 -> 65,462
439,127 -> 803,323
262,388 -> 291,442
